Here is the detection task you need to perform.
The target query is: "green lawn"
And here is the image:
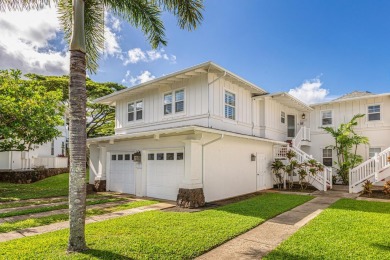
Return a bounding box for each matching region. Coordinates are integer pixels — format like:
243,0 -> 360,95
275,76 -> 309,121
0,173 -> 70,201
265,199 -> 390,259
0,193 -> 312,259
0,200 -> 158,233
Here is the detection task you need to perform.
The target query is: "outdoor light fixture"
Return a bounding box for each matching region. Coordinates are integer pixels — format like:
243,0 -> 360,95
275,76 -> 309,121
251,154 -> 256,161
302,113 -> 306,120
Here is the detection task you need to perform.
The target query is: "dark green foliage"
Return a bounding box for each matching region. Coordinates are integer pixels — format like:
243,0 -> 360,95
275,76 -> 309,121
0,70 -> 64,152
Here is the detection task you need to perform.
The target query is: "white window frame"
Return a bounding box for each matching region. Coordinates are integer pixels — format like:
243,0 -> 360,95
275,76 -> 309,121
127,99 -> 144,123
368,147 -> 381,158
163,89 -> 185,116
322,148 -> 333,167
281,111 -> 285,124
51,141 -> 55,156
367,104 -> 381,122
224,90 -> 236,121
320,110 -> 333,126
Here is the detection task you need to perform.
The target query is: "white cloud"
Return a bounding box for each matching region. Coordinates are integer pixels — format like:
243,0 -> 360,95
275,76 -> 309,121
103,12 -> 121,57
0,8 -> 123,75
122,70 -> 156,86
0,7 -> 69,75
123,48 -> 176,65
288,78 -> 330,104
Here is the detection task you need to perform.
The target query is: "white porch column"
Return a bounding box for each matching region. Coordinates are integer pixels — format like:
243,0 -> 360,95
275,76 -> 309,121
97,145 -> 107,180
181,140 -> 203,189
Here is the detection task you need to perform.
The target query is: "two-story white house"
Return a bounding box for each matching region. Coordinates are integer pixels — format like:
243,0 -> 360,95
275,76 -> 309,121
88,62 -> 390,203
88,62 -> 321,204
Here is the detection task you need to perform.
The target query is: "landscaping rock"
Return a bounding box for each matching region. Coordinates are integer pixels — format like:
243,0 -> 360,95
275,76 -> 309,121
94,180 -> 106,192
177,188 -> 205,208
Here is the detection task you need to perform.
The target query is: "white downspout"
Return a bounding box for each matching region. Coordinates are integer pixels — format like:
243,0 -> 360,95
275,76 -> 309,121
207,71 -> 227,127
202,134 -> 224,187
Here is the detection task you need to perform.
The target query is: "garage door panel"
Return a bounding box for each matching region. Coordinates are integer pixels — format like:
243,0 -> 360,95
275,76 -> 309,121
109,153 -> 135,194
147,150 -> 184,201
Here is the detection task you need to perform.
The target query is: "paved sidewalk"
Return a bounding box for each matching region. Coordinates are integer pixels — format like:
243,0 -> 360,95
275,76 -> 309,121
197,196 -> 340,260
0,202 -> 173,243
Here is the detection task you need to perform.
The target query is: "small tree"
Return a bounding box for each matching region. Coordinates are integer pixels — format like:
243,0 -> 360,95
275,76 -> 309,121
322,114 -> 369,184
0,70 -> 64,152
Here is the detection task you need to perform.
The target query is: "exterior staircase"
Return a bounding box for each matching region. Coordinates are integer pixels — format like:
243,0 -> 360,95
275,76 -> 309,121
349,147 -> 390,193
274,126 -> 333,191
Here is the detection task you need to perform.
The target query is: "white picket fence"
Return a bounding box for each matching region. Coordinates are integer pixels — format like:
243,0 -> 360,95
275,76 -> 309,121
21,157 -> 68,169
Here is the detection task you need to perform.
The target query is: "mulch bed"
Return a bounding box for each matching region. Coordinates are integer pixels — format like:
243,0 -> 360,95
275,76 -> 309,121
270,183 -> 318,193
360,189 -> 390,200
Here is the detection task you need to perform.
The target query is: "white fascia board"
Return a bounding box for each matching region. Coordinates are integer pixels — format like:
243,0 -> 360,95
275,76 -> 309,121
87,126 -> 285,145
93,61 -> 267,105
311,93 -> 390,107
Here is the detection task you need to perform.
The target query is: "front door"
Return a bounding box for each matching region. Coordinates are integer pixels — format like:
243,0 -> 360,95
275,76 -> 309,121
287,115 -> 296,138
256,153 -> 267,191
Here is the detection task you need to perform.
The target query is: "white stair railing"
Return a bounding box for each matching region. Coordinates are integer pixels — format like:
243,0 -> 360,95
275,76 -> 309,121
349,146 -> 390,193
273,144 -> 332,191
292,126 -> 310,149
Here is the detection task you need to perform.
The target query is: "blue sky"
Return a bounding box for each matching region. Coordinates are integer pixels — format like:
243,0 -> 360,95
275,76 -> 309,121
1,0 -> 390,103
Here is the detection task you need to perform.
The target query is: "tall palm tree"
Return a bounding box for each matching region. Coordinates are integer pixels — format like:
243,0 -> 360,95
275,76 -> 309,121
1,0 -> 203,252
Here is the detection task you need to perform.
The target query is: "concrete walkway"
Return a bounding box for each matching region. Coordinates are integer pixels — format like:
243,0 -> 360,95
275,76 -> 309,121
0,202 -> 173,243
197,192 -> 351,260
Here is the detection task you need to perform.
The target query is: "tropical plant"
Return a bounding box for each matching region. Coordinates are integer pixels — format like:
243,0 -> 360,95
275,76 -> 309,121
383,181 -> 390,196
0,69 -> 64,152
322,114 -> 369,185
297,166 -> 308,190
271,160 -> 285,189
1,0 -> 204,252
362,180 -> 373,196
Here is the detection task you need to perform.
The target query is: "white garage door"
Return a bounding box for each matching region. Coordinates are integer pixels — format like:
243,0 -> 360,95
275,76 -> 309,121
109,153 -> 135,194
147,150 -> 185,201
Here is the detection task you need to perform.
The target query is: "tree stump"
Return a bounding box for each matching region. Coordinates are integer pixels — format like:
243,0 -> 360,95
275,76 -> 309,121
176,188 -> 205,208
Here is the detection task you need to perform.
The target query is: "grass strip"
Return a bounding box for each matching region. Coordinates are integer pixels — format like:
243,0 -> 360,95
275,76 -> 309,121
0,200 -> 158,233
0,193 -> 312,259
0,198 -> 126,218
265,199 -> 390,259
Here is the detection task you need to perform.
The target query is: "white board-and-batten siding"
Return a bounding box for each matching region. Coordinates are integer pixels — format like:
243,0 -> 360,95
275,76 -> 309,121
307,95 -> 390,162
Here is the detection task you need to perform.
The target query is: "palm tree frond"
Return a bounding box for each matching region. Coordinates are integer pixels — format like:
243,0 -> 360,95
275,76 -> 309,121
58,0 -> 104,73
0,0 -> 55,11
104,0 -> 166,48
156,0 -> 204,30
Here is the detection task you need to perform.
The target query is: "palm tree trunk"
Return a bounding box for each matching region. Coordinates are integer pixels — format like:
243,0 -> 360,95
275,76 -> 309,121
68,0 -> 87,252
68,50 -> 87,252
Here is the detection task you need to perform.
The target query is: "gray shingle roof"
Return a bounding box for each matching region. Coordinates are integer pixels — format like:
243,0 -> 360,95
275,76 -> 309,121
333,91 -> 374,101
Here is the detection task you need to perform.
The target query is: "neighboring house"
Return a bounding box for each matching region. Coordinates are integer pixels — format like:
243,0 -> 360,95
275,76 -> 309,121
303,91 -> 390,192
88,62 -> 389,203
0,122 -> 68,170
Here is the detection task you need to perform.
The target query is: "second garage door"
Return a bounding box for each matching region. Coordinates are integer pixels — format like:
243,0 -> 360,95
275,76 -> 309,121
109,153 -> 135,194
146,150 -> 185,200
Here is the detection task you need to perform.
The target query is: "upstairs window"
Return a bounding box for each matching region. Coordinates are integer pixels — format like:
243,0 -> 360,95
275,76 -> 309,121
321,110 -> 332,126
368,105 -> 380,121
164,89 -> 185,115
369,147 -> 381,158
128,100 -> 143,122
224,91 -> 236,120
281,111 -> 285,124
322,149 -> 333,167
